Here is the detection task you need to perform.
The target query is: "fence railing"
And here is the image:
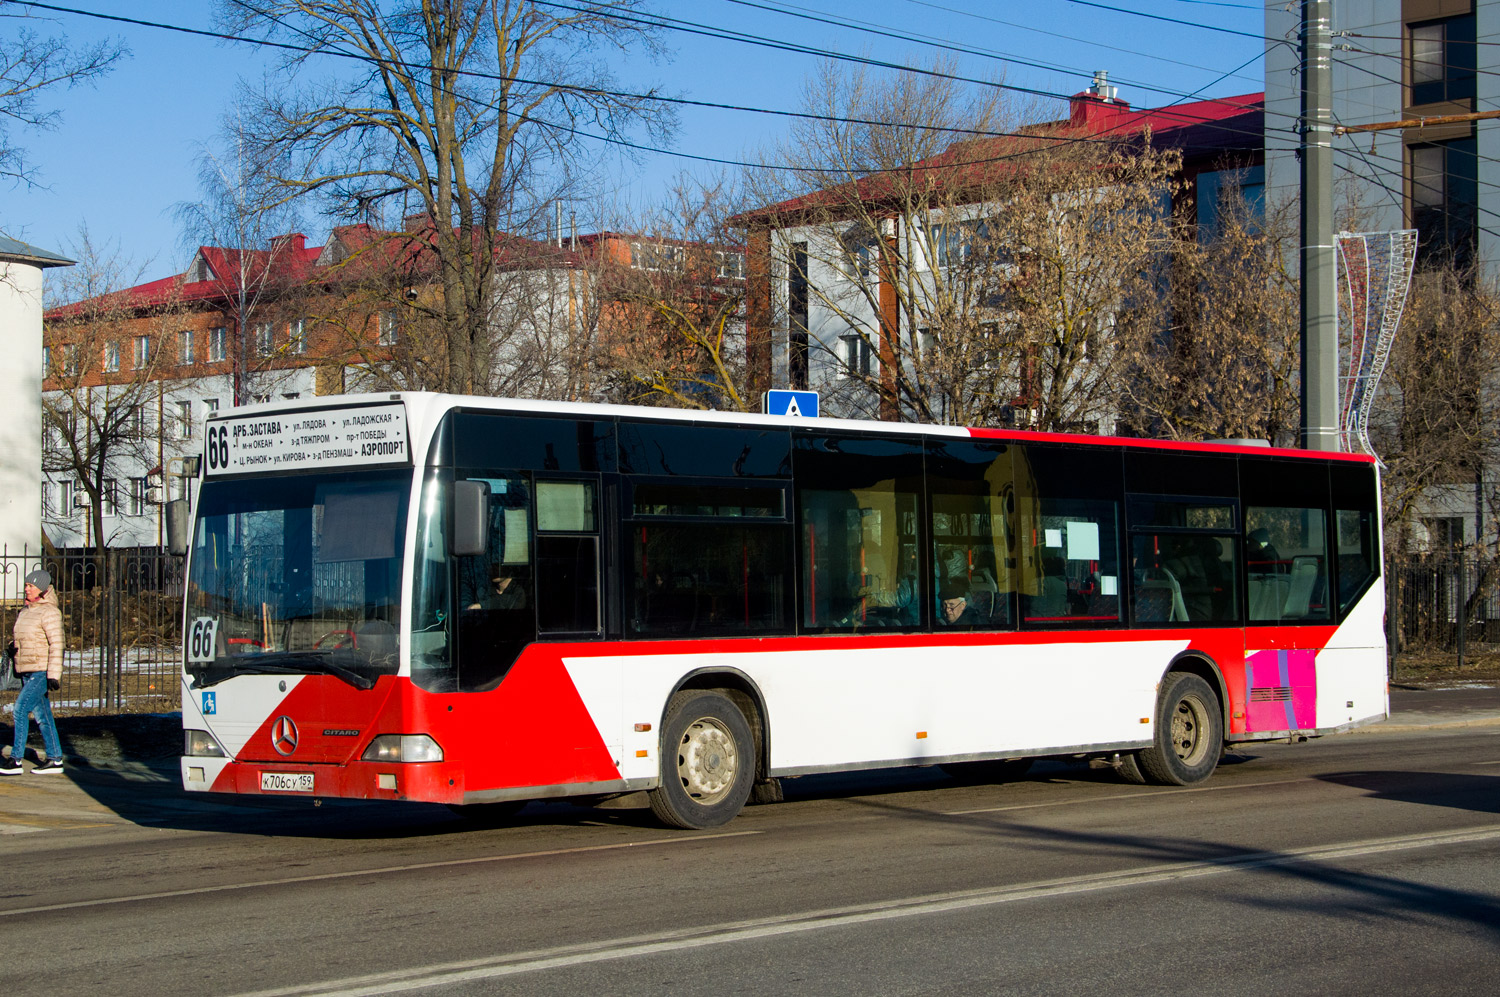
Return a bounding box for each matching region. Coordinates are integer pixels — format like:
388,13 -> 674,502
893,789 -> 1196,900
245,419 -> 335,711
1388,553 -> 1500,666
0,544 -> 1489,716
0,546 -> 182,716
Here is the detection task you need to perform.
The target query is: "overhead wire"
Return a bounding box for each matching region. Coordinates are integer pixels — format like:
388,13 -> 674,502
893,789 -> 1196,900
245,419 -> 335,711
17,0 -> 1273,176
891,0 -> 1264,85
721,0 -> 1274,117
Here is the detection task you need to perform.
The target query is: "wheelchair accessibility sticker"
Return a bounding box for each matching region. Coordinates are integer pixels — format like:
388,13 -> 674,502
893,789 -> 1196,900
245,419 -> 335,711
202,691 -> 217,715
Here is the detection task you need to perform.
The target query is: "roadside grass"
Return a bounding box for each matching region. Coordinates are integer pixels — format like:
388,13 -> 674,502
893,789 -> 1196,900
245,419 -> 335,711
1393,647 -> 1500,688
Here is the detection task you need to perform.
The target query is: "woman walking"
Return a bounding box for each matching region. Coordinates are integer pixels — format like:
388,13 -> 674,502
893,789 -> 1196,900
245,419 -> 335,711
2,569 -> 65,775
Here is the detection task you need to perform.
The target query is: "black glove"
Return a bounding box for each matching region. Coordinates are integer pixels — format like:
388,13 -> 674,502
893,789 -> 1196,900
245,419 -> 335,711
47,678 -> 59,692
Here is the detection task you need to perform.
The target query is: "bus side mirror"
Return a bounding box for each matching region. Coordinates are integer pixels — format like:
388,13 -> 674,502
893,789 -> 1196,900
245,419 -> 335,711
452,480 -> 491,557
165,499 -> 191,557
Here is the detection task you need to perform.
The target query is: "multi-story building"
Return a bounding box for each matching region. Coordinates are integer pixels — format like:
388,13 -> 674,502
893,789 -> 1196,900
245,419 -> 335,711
1266,1 -> 1497,550
737,76 -> 1265,427
40,223 -> 743,550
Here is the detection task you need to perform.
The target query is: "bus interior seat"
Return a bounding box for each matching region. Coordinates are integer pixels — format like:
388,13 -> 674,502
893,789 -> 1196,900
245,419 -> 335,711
1281,555 -> 1320,618
1247,573 -> 1290,621
1135,568 -> 1188,623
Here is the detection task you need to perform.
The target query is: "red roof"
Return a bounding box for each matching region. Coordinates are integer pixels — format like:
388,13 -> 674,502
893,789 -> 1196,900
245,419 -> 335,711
735,91 -> 1264,224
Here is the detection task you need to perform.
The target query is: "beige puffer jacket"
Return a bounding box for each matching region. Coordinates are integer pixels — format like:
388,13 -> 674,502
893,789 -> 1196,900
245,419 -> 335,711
13,587 -> 64,680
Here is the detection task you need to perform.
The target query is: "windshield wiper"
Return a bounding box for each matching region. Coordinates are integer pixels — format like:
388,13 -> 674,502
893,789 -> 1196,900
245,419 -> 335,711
187,652 -> 378,691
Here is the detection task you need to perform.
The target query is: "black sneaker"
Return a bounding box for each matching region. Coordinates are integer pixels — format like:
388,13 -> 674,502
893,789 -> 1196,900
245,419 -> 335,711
30,757 -> 64,775
0,756 -> 22,776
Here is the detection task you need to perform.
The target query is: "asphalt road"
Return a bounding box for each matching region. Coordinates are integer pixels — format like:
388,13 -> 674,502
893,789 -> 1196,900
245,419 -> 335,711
1,695 -> 1498,995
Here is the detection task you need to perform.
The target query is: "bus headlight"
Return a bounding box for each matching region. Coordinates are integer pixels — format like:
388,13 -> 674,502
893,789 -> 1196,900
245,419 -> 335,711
184,729 -> 227,758
361,734 -> 444,763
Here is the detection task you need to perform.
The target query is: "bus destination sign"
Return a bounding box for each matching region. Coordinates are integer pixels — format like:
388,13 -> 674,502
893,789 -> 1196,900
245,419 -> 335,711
203,402 -> 410,476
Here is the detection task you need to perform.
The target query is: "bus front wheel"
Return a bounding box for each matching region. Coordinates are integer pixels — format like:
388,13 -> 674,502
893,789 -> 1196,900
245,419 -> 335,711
1120,672 -> 1222,786
649,691 -> 755,830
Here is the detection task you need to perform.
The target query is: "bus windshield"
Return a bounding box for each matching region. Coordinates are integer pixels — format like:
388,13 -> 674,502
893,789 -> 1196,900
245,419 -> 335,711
184,468 -> 411,689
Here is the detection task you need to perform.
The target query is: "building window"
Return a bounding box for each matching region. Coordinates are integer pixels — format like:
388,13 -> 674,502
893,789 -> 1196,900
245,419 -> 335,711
209,326 -> 227,362
838,333 -> 874,380
103,341 -> 120,372
133,335 -> 151,369
254,322 -> 274,356
128,477 -> 147,517
288,318 -> 306,355
63,344 -> 80,376
379,310 -> 397,346
1411,137 -> 1477,266
204,397 -> 220,418
58,480 -> 73,517
178,330 -> 194,365
631,241 -> 685,272
174,399 -> 193,439
788,242 -> 810,390
41,346 -> 50,377
1410,15 -> 1476,106
714,250 -> 745,280
103,479 -> 119,517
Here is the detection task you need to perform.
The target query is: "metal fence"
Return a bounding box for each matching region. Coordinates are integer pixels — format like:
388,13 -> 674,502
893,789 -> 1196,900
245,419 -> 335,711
1388,554 -> 1500,667
0,543 -> 1489,716
0,546 -> 183,716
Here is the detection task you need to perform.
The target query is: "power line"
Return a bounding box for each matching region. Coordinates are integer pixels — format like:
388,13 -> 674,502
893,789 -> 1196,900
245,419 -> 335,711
721,0 -> 1274,119
891,0 -> 1264,84
1061,0 -> 1276,40
19,0 -> 1275,172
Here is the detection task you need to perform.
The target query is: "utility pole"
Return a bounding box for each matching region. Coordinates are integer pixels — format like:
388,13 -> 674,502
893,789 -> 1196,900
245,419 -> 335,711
1301,0 -> 1339,451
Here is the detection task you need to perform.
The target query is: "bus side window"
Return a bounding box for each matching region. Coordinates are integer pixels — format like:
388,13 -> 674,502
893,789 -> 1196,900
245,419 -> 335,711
536,480 -> 601,636
1245,506 -> 1331,623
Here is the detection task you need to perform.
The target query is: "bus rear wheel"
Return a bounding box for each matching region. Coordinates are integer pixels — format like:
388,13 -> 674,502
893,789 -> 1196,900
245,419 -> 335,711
649,691 -> 755,830
1121,672 -> 1222,786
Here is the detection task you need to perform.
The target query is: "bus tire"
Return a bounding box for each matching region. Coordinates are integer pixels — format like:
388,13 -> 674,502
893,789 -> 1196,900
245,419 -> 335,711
649,691 -> 755,830
942,758 -> 1033,785
1133,672 -> 1223,786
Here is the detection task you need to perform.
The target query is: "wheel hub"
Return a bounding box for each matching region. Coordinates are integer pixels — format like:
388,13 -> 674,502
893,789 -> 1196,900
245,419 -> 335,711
679,717 -> 738,804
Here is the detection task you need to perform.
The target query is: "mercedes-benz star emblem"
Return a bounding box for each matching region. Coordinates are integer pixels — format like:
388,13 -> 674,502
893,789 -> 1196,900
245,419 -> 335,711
272,715 -> 299,756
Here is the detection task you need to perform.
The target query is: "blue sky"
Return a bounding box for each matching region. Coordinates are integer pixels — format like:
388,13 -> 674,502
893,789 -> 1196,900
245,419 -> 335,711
2,0 -> 1268,285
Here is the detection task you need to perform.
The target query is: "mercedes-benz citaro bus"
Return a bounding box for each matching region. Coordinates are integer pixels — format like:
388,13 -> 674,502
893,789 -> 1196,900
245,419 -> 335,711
175,392 -> 1387,829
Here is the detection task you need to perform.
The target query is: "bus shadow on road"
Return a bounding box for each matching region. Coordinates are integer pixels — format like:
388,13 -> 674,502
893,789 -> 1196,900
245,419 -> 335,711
1316,769 -> 1500,815
836,780 -> 1500,941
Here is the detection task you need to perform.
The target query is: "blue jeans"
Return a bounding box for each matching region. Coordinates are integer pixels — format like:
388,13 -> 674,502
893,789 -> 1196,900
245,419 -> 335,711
12,671 -> 62,761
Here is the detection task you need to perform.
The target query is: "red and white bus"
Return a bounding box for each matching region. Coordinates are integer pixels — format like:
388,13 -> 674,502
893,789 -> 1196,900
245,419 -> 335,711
178,392 -> 1386,828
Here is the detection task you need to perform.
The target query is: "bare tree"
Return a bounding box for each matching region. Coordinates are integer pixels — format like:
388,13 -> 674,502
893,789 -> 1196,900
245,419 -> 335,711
1372,263 -> 1500,549
41,229 -> 190,564
1113,184 -> 1301,445
219,0 -> 673,395
0,2 -> 124,183
596,177 -> 753,411
174,108 -> 309,405
744,59 -> 1178,430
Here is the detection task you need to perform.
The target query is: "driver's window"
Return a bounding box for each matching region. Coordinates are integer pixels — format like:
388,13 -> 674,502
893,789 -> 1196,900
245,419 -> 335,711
456,476 -> 534,691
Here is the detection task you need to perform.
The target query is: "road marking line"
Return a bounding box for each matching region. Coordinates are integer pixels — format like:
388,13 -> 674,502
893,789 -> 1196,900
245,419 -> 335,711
222,824 -> 1500,997
0,830 -> 760,918
944,776 -> 1317,814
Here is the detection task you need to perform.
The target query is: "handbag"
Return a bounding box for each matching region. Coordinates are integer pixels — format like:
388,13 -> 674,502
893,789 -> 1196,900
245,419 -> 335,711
0,648 -> 19,693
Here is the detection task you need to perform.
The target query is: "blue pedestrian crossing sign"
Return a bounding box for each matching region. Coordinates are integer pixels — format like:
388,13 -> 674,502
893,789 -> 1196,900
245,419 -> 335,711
764,390 -> 820,418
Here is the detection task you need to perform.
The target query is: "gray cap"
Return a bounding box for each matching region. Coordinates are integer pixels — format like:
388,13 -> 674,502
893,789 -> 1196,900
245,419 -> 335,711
24,568 -> 51,592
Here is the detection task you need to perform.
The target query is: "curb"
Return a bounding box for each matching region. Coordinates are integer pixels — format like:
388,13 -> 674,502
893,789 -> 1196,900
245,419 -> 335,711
1349,715 -> 1500,734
